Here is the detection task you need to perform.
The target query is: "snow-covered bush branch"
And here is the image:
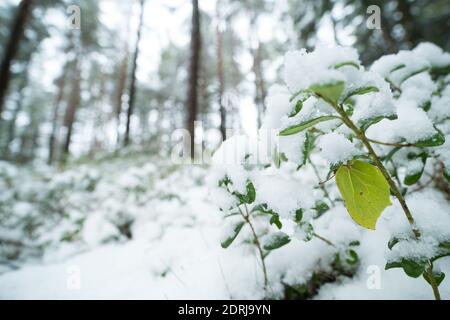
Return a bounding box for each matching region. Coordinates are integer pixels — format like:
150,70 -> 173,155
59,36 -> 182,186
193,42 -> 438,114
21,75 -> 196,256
209,43 -> 450,299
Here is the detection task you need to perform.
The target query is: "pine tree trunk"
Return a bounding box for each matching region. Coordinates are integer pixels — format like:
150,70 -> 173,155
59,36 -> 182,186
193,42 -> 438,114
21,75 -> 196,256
4,70 -> 29,157
124,0 -> 145,147
199,65 -> 209,129
186,0 -> 201,159
115,8 -> 132,145
397,0 -> 418,46
61,66 -> 81,161
48,71 -> 67,164
249,16 -> 266,129
216,1 -> 226,139
0,0 -> 33,117
115,51 -> 129,144
252,43 -> 266,129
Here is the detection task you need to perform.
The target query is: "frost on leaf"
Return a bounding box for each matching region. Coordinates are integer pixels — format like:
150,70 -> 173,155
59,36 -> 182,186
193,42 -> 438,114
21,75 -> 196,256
262,231 -> 291,251
309,81 -> 345,106
279,115 -> 340,136
221,218 -> 245,249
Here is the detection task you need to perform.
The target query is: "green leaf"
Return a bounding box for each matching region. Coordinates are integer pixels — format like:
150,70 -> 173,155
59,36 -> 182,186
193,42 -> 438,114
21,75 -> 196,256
388,237 -> 400,250
253,203 -> 275,214
359,114 -> 397,132
383,146 -> 402,162
279,115 -> 340,136
298,222 -> 314,242
399,67 -> 429,85
302,132 -> 316,165
414,127 -> 445,147
389,64 -> 406,73
420,100 -> 431,112
233,181 -> 256,204
430,64 -> 450,76
310,81 -> 345,105
313,201 -> 329,217
273,151 -> 288,168
345,249 -> 359,265
333,61 -> 360,70
289,100 -> 303,117
218,175 -> 232,188
423,270 -> 445,287
289,89 -> 312,102
385,258 -> 427,278
339,86 -> 379,104
432,241 -> 450,262
263,232 -> 291,251
349,240 -> 360,246
295,208 -> 303,224
270,214 -> 283,230
221,221 -> 245,248
289,91 -> 312,117
436,241 -> 450,259
344,103 -> 354,116
295,208 -> 303,223
439,241 -> 450,250
404,156 -> 427,186
252,203 -> 268,213
253,203 -> 283,229
335,160 -> 392,230
246,182 -> 256,203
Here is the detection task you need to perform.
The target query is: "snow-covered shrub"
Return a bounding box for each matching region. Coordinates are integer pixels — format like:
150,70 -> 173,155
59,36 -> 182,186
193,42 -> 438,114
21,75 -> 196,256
0,156 -> 182,270
0,163 -> 101,265
210,43 -> 450,299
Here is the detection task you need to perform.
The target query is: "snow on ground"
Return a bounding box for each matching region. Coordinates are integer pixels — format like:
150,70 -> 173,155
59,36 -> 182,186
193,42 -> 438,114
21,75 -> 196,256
0,155 -> 450,299
0,156 -> 264,299
0,229 -> 260,299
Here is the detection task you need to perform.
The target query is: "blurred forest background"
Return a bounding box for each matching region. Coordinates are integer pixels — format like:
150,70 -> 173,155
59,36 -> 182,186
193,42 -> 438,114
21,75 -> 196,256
1,0 -> 450,165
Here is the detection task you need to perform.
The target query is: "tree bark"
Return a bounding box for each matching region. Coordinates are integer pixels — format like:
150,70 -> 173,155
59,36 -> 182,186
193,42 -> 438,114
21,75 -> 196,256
249,16 -> 266,129
115,51 -> 129,144
397,0 -> 418,47
216,1 -> 226,139
61,65 -> 81,161
0,0 -> 33,117
48,71 -> 67,164
4,69 -> 29,158
124,0 -> 145,147
115,8 -> 132,145
199,65 -> 209,129
186,0 -> 201,159
252,43 -> 266,128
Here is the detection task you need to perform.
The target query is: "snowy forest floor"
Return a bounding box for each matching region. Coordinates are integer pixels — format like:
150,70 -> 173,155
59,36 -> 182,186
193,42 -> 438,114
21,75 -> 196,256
0,151 -> 449,299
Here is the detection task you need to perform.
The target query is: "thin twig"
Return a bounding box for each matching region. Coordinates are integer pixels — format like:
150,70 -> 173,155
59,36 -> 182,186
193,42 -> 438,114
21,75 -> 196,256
426,264 -> 441,300
313,233 -> 335,247
319,172 -> 336,185
238,205 -> 269,289
366,138 -> 414,148
308,156 -> 335,206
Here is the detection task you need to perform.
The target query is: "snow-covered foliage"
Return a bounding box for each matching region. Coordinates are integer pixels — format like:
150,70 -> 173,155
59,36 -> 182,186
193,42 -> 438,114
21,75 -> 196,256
1,43 -> 449,300
209,43 -> 450,299
0,156 -> 181,270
